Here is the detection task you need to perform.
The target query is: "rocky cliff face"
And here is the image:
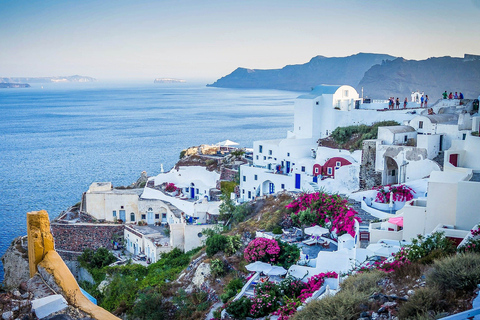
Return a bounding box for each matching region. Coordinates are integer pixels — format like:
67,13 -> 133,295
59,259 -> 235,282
358,55 -> 480,99
208,53 -> 395,91
1,236 -> 30,289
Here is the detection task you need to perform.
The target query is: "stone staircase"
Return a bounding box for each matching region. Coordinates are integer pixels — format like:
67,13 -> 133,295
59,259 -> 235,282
308,181 -> 321,192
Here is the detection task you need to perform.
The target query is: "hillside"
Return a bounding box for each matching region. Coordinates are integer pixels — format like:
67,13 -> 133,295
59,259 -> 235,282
358,55 -> 480,99
207,53 -> 395,91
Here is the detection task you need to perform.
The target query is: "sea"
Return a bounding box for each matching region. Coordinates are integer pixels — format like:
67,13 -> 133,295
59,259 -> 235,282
0,81 -> 298,283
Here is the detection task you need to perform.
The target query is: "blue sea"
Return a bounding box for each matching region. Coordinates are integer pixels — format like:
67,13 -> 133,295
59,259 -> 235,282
0,81 -> 297,283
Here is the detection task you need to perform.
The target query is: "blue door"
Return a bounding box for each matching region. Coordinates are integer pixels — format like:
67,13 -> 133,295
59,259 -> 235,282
147,211 -> 154,224
313,176 -> 318,183
295,174 -> 301,189
269,183 -> 275,194
286,161 -> 291,173
119,210 -> 126,221
190,187 -> 195,198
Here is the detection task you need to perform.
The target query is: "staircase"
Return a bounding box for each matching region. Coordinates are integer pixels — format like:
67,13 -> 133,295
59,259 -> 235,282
308,181 -> 321,192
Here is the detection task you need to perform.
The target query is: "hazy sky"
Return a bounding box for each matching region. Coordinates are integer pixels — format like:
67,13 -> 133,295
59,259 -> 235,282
1,0 -> 480,81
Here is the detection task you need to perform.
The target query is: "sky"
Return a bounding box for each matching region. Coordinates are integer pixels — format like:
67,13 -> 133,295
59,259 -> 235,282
1,0 -> 480,81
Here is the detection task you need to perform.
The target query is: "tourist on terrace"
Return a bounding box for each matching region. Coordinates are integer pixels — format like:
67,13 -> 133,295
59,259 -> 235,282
449,92 -> 453,99
459,92 -> 464,99
395,97 -> 400,109
443,91 -> 448,99
454,92 -> 459,99
404,97 -> 408,108
420,95 -> 425,107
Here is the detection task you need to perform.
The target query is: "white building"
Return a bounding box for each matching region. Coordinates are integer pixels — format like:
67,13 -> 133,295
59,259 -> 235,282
240,85 -> 419,200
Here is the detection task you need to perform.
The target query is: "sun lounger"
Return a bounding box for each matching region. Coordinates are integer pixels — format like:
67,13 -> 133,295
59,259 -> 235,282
302,238 -> 316,246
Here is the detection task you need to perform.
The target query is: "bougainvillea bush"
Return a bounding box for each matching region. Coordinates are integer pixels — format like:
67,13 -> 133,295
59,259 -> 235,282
286,192 -> 360,237
298,271 -> 338,302
373,184 -> 415,204
244,237 -> 281,263
165,182 -> 177,192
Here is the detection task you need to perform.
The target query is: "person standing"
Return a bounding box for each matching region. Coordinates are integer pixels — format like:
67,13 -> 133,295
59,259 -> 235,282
454,92 -> 459,99
424,95 -> 429,107
449,92 -> 453,99
420,95 -> 425,107
459,92 -> 464,99
442,91 -> 448,99
395,97 -> 400,109
404,97 -> 408,108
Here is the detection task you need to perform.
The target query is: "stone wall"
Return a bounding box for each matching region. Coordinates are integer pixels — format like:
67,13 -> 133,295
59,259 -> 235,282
51,223 -> 124,259
359,140 -> 382,190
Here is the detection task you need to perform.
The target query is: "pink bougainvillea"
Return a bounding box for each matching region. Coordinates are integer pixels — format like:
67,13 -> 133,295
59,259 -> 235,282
244,237 -> 281,263
165,182 -> 177,192
286,192 -> 360,237
298,271 -> 338,302
373,184 -> 415,204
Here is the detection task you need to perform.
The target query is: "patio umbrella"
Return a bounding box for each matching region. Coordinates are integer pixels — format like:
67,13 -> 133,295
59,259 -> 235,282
388,216 -> 404,227
245,261 -> 271,272
366,243 -> 400,258
264,266 -> 287,276
215,139 -> 239,147
304,225 -> 329,237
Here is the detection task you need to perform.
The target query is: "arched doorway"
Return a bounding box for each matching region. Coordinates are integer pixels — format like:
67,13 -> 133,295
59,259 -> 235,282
261,180 -> 275,195
384,156 -> 399,185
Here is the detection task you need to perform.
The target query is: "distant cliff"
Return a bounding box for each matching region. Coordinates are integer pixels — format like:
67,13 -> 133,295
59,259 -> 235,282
358,54 -> 480,99
0,75 -> 96,83
154,78 -> 186,83
207,53 -> 396,91
0,83 -> 30,88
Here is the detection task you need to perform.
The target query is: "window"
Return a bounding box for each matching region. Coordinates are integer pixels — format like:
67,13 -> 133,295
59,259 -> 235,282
336,161 -> 341,168
419,121 -> 423,129
344,90 -> 349,97
256,155 -> 259,160
316,101 -> 319,105
242,189 -> 245,194
197,232 -> 203,238
196,188 -> 199,194
259,145 -> 263,153
269,150 -> 272,155
314,167 -> 319,174
243,176 -> 246,182
301,166 -> 305,172
130,213 -> 135,222
263,156 -> 266,160
185,187 -> 189,193
391,169 -> 396,176
113,210 -> 117,217
287,153 -> 290,157
326,130 -> 329,135
248,191 -> 252,199
155,214 -> 160,219
404,135 -> 408,142
281,184 -> 285,189
121,206 -> 124,209
254,174 -> 258,180
463,133 -> 467,140
162,213 -> 167,219
141,214 -> 146,220
327,167 -> 333,175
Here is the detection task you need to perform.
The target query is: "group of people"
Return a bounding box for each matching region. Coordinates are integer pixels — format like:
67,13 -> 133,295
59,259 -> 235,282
388,97 -> 417,109
442,91 -> 464,100
388,97 -> 410,109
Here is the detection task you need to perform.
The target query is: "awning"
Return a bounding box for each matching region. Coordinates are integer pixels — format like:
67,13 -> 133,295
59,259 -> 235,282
388,217 -> 404,227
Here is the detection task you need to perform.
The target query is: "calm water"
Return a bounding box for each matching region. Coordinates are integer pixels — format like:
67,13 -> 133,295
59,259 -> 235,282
0,81 -> 297,282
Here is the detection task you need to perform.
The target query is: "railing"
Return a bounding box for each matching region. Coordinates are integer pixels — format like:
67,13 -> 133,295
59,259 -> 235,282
439,306 -> 480,319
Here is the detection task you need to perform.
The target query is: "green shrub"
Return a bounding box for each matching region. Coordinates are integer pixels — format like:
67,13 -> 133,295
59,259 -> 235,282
224,235 -> 242,256
205,159 -> 217,166
329,121 -> 400,149
226,296 -> 252,320
272,226 -> 283,234
276,240 -> 301,269
78,247 -> 117,270
404,232 -> 456,264
173,289 -> 210,319
232,203 -> 253,225
397,287 -> 446,319
210,259 -> 226,277
130,289 -> 175,320
340,269 -> 386,294
206,234 -> 227,257
220,277 -> 245,303
220,180 -> 238,197
100,274 -> 139,312
179,150 -> 186,159
427,252 -> 480,292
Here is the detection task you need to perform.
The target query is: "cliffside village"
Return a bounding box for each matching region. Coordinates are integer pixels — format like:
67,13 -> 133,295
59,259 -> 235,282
15,84 -> 479,318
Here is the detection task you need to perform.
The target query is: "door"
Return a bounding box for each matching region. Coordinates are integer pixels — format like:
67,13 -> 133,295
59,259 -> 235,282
313,176 -> 318,183
439,135 -> 444,151
449,154 -> 458,167
295,174 -> 301,189
286,161 -> 291,173
119,210 -> 126,221
190,187 -> 195,199
147,210 -> 154,224
269,182 -> 275,194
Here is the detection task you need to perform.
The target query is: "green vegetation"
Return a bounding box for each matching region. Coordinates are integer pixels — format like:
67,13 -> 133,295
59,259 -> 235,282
220,277 -> 246,303
78,247 -> 117,270
427,253 -> 480,292
398,287 -> 446,319
179,150 -> 186,159
292,270 -> 386,320
205,159 -> 217,166
205,233 -> 242,257
210,259 -> 226,277
330,121 -> 400,149
230,149 -> 245,158
220,180 -> 237,196
226,296 -> 252,320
